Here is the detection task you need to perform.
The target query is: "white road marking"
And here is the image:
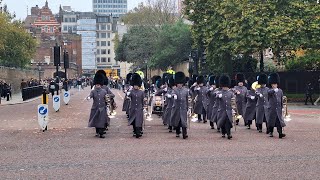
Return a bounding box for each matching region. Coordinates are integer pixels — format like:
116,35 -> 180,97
117,92 -> 124,100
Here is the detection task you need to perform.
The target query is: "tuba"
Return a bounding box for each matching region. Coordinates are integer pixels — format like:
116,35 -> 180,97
282,96 -> 291,121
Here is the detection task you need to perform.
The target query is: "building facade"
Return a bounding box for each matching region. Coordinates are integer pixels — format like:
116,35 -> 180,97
92,0 -> 127,17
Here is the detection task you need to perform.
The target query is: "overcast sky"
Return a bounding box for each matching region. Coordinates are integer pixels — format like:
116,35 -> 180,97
2,0 -> 144,20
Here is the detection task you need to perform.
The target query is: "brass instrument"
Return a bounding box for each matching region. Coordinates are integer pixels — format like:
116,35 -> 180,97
283,96 -> 291,121
231,97 -> 243,131
143,97 -> 152,125
251,81 -> 261,91
105,94 -> 116,118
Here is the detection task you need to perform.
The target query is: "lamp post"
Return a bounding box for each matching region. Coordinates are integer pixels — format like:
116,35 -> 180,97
37,62 -> 42,84
144,59 -> 148,81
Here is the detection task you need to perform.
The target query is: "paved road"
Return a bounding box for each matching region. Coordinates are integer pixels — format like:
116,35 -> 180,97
0,87 -> 319,179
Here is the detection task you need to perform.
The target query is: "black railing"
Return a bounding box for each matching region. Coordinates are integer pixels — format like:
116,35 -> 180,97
22,86 -> 44,101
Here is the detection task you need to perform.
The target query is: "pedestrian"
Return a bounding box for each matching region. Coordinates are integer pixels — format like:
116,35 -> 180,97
171,72 -> 190,139
20,79 -> 27,92
86,73 -> 108,138
255,74 -> 269,133
305,82 -> 314,105
49,80 -> 55,97
314,76 -> 320,106
267,73 -> 286,138
216,75 -> 235,139
212,76 -> 221,132
190,75 -> 208,123
233,73 -> 247,125
127,73 -> 145,138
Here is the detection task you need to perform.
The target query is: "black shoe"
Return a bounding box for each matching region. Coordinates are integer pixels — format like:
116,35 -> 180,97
183,135 -> 188,139
136,134 -> 141,138
269,133 -> 273,137
99,134 -> 105,138
236,122 -> 239,125
141,131 -> 144,135
247,125 -> 251,129
211,126 -> 215,129
176,134 -> 180,137
203,120 -> 207,123
279,134 -> 286,138
259,130 -> 262,133
217,129 -> 221,133
227,135 -> 232,139
222,134 -> 226,138
169,130 -> 172,133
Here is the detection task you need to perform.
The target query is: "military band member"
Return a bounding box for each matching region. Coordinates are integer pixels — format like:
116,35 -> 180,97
191,75 -> 208,123
216,75 -> 235,139
207,75 -> 217,129
234,73 -> 247,125
243,82 -> 257,129
122,73 -> 133,119
163,76 -> 176,132
171,72 -> 190,139
127,73 -> 145,138
255,74 -> 269,133
212,76 -> 221,132
86,74 -> 108,138
267,73 -> 286,138
155,74 -> 169,125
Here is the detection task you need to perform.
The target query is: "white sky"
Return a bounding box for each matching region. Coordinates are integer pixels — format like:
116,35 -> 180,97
2,0 -> 144,20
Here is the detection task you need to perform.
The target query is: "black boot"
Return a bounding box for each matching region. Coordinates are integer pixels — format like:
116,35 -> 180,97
227,135 -> 232,139
279,133 -> 286,138
236,120 -> 239,125
169,126 -> 172,133
182,127 -> 188,139
210,122 -> 215,129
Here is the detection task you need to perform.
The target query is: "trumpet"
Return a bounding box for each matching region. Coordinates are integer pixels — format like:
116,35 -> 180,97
231,97 -> 243,131
251,81 -> 261,91
283,96 -> 291,121
143,97 -> 152,122
187,95 -> 193,129
105,94 -> 116,118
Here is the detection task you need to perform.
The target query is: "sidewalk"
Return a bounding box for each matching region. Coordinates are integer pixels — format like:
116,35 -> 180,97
0,88 -> 80,106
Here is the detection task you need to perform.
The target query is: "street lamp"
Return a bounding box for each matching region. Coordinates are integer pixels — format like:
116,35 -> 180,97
37,62 -> 42,84
144,59 -> 148,81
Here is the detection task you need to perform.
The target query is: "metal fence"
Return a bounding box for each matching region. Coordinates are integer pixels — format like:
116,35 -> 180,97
22,86 -> 44,101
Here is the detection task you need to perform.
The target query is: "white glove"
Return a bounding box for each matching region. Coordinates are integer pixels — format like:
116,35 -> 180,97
250,96 -> 255,100
126,92 -> 130,96
173,95 -> 178,99
143,109 -> 147,113
85,96 -> 90,101
209,87 -> 214,91
274,88 -> 279,92
259,93 -> 263,98
236,91 -> 240,95
196,87 -> 200,91
193,82 -> 197,86
166,94 -> 172,98
218,94 -> 222,98
164,87 -> 168,92
187,109 -> 192,116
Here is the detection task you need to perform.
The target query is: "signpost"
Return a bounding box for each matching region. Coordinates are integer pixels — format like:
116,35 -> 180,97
63,90 -> 70,105
38,104 -> 49,132
53,95 -> 61,112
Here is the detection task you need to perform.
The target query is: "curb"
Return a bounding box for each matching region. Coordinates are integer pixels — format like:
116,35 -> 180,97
0,96 -> 41,106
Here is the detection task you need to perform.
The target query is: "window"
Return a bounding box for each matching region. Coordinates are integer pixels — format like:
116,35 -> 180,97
101,49 -> 107,54
107,33 -> 110,38
108,57 -> 111,62
97,57 -> 101,63
63,25 -> 68,31
100,25 -> 106,30
101,33 -> 106,38
72,18 -> 76,22
97,41 -> 100,46
97,49 -> 100,55
73,26 -> 77,31
101,41 -> 106,46
107,24 -> 111,30
50,27 -> 54,33
96,33 -> 99,38
101,58 -> 107,62
108,49 -> 110,54
107,41 -> 110,46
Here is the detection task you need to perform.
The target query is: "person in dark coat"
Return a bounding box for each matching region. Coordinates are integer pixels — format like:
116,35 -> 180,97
243,81 -> 257,129
122,73 -> 133,120
86,73 -> 108,138
171,72 -> 190,139
191,75 -> 208,123
163,76 -> 176,132
305,82 -> 314,105
233,73 -> 247,125
212,76 -> 221,132
216,75 -> 235,139
155,73 -> 169,125
267,73 -> 286,138
207,75 -> 217,129
255,74 -> 269,133
127,73 -> 145,138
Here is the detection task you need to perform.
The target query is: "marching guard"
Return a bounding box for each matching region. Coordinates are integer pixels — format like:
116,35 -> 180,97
127,73 -> 145,138
191,75 -> 208,123
122,73 -> 133,119
234,73 -> 247,125
163,76 -> 176,132
243,81 -> 258,129
207,75 -> 218,129
255,74 -> 269,133
216,75 -> 235,139
267,73 -> 286,138
86,73 -> 108,138
171,72 -> 190,139
212,76 -> 221,132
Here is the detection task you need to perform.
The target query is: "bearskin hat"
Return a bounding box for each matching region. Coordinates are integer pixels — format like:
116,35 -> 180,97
174,71 -> 186,84
257,73 -> 268,85
268,73 -> 280,85
196,75 -> 205,84
152,75 -> 161,84
126,73 -> 133,84
168,75 -> 175,88
96,69 -> 106,77
209,75 -> 215,86
219,75 -> 231,87
236,73 -> 245,83
230,79 -> 237,88
131,73 -> 142,87
94,73 -> 105,85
